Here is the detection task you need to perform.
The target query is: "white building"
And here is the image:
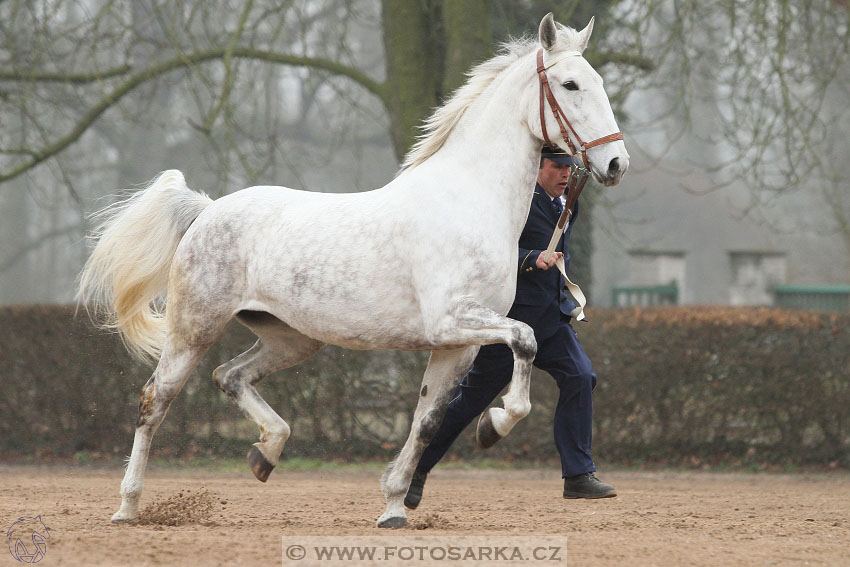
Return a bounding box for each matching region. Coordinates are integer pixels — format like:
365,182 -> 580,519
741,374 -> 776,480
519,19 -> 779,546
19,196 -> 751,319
592,162 -> 848,309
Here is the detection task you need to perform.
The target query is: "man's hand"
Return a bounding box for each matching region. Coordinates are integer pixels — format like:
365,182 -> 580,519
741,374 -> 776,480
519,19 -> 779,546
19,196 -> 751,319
535,251 -> 563,270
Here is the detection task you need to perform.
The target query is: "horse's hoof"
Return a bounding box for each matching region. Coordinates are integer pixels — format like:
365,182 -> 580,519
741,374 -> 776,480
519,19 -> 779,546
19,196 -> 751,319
111,498 -> 140,523
377,516 -> 407,529
476,410 -> 503,449
110,511 -> 135,523
248,446 -> 275,482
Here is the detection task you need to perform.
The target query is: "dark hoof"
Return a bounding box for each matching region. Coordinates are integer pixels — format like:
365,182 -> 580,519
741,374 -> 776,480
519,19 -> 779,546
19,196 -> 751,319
247,446 -> 275,482
377,516 -> 407,529
476,410 -> 502,449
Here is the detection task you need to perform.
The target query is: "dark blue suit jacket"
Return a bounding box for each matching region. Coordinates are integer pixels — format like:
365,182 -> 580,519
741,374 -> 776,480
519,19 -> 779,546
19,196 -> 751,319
509,184 -> 580,338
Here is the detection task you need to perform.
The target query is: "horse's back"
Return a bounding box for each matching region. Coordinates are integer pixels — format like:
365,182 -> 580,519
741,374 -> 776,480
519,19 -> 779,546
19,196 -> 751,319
167,184 -> 434,349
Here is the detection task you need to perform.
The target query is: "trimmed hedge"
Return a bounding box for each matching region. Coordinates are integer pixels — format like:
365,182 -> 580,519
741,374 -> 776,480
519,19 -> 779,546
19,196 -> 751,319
589,308 -> 850,467
1,305 -> 848,468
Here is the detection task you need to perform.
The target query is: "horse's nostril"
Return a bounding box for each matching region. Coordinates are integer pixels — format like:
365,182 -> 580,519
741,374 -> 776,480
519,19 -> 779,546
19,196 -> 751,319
608,157 -> 620,175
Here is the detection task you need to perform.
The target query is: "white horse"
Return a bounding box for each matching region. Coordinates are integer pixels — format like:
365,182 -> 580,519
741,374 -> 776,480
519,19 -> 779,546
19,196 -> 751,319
78,13 -> 628,528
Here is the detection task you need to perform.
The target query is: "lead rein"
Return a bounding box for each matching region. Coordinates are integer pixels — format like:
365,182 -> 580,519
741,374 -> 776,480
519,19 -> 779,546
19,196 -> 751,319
542,166 -> 589,263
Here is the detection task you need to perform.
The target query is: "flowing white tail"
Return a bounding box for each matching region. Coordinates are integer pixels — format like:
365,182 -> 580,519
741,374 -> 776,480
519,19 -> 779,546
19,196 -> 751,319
77,170 -> 212,362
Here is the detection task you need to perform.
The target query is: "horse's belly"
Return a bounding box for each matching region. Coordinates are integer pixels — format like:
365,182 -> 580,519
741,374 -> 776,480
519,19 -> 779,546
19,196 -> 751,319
270,304 -> 433,351
185,187 -> 520,351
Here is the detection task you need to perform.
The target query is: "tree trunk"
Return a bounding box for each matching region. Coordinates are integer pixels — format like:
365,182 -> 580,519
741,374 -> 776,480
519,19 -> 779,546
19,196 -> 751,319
441,0 -> 492,95
381,0 -> 443,161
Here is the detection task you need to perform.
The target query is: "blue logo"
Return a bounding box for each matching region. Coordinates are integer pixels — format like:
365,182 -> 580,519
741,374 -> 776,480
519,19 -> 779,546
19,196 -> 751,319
6,516 -> 50,564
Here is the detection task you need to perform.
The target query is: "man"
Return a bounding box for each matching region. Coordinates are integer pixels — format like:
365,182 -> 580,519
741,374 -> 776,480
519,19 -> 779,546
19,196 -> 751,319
405,145 -> 615,508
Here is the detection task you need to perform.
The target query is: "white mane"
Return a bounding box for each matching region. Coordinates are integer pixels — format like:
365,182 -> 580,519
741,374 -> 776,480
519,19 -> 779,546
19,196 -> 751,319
401,25 -> 584,171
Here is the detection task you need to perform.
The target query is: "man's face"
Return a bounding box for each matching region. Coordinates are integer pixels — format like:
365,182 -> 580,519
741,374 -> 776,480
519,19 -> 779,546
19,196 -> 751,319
537,159 -> 572,199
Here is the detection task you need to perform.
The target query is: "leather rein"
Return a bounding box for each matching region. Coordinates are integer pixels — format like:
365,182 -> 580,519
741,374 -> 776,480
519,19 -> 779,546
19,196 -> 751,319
536,48 -> 622,321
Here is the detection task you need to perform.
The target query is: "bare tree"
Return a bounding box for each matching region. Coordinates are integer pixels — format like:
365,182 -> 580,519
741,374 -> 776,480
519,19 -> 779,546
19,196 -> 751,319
638,0 -> 850,275
0,1 -> 650,183
2,0 -> 845,299
0,0 -> 653,301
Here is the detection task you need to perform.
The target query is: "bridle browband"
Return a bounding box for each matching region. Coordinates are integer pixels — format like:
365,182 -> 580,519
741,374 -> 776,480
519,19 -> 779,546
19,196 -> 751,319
536,48 -> 623,170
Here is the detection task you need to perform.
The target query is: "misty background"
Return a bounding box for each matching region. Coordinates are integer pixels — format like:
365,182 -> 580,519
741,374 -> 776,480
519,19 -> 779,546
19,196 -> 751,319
1,0 -> 848,308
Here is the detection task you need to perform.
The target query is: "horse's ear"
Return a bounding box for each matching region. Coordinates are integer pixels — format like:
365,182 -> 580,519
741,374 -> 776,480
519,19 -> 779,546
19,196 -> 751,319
577,17 -> 595,52
539,12 -> 557,51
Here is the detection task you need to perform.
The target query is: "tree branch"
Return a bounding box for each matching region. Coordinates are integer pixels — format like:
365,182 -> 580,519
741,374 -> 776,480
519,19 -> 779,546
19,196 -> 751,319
201,0 -> 255,132
589,51 -> 655,72
0,64 -> 132,83
0,223 -> 82,273
0,47 -> 388,184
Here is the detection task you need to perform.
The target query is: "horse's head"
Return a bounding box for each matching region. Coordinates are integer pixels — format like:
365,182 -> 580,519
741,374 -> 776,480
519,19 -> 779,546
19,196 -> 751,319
531,13 -> 629,186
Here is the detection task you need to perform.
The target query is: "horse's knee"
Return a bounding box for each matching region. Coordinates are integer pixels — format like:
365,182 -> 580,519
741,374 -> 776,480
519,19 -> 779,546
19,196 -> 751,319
415,381 -> 459,446
511,324 -> 537,361
212,365 -> 244,399
417,406 -> 448,447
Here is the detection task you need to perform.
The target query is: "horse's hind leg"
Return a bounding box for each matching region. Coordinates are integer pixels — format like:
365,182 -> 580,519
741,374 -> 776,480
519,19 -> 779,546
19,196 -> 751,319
378,346 -> 478,528
213,311 -> 324,481
112,341 -> 212,522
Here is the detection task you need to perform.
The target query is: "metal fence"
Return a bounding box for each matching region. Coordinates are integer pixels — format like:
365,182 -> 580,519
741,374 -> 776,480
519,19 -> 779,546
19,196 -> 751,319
773,285 -> 850,313
612,283 -> 679,307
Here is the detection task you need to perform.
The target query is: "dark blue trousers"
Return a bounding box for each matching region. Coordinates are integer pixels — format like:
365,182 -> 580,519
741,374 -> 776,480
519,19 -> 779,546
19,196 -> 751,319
417,315 -> 597,478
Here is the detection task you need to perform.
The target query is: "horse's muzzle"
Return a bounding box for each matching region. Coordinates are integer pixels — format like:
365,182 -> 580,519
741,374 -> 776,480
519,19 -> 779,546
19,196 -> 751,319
592,155 -> 628,186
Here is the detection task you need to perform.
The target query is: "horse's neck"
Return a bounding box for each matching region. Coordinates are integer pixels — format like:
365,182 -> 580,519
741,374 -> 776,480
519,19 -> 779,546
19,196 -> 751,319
414,58 -> 540,235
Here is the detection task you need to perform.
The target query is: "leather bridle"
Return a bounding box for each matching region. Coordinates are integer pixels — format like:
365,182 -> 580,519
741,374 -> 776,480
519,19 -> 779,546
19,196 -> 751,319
536,48 -> 623,170
535,48 -> 622,323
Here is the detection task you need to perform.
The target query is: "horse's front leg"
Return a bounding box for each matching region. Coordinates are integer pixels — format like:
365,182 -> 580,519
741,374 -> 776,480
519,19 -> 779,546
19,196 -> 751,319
377,298 -> 537,528
378,346 -> 478,528
443,298 -> 537,448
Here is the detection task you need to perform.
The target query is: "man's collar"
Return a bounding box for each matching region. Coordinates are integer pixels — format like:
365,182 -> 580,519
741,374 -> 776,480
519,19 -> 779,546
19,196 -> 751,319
534,183 -> 562,202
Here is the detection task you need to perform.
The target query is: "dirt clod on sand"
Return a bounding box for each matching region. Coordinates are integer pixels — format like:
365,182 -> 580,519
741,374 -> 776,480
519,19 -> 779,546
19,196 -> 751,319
135,488 -> 217,526
411,512 -> 454,530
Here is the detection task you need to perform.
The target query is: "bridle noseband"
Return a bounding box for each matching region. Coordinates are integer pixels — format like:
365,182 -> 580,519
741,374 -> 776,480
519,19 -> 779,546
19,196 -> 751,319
536,48 -> 623,170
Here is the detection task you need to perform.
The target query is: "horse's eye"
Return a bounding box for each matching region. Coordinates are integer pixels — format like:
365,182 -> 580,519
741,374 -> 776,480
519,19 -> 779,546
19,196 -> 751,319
562,81 -> 578,91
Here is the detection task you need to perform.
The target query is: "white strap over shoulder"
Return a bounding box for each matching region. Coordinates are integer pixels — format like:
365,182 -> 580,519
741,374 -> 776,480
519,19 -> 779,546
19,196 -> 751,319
556,255 -> 587,321
542,215 -> 587,321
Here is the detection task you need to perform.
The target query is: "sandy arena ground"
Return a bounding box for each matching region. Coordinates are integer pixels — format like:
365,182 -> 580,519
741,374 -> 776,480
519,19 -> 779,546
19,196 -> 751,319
1,465 -> 848,566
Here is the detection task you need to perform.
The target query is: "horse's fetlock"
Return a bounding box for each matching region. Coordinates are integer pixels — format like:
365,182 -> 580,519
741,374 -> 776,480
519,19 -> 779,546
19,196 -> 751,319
509,400 -> 532,419
266,421 -> 291,442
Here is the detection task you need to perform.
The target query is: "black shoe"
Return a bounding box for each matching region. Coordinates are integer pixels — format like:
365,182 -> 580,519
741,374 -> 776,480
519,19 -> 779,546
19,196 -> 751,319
404,470 -> 428,509
563,472 -> 617,499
